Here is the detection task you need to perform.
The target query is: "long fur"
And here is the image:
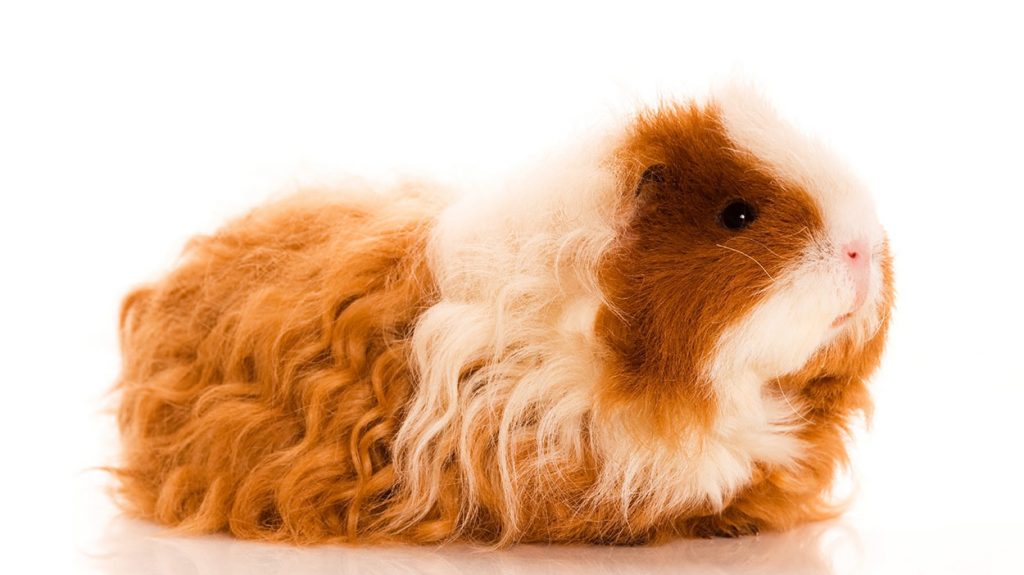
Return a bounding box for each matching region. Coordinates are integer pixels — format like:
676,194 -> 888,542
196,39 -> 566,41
113,88 -> 894,545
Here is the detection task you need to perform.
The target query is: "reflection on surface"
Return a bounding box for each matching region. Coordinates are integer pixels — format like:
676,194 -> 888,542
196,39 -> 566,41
85,515 -> 863,575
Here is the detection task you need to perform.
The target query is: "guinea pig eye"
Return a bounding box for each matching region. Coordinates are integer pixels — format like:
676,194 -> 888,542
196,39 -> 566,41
719,200 -> 758,230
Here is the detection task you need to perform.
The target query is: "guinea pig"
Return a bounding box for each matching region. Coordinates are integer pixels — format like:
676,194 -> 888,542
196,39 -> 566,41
113,84 -> 893,546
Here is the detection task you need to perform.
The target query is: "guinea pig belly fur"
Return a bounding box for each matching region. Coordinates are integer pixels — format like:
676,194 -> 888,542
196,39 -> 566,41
113,84 -> 894,545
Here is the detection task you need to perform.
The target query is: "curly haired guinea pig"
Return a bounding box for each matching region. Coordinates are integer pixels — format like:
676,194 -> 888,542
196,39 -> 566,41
114,85 -> 893,545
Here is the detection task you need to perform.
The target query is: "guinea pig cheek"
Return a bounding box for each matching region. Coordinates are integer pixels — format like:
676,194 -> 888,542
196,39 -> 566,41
710,257 -> 849,382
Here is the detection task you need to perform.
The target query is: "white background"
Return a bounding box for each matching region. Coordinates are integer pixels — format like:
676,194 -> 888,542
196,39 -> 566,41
2,1 -> 1022,573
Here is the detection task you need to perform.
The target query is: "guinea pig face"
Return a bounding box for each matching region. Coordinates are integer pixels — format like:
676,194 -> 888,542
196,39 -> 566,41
599,89 -> 891,418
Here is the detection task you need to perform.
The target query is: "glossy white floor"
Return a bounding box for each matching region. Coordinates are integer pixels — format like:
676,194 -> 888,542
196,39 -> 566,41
5,1 -> 1023,573
78,516 -> 1024,575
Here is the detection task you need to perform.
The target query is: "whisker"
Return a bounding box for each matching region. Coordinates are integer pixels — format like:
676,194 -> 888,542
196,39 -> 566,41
865,304 -> 891,343
716,244 -> 775,281
723,236 -> 783,259
769,225 -> 813,244
774,377 -> 812,425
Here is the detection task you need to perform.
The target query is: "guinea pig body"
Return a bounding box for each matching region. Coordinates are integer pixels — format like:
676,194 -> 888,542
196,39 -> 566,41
114,85 -> 893,545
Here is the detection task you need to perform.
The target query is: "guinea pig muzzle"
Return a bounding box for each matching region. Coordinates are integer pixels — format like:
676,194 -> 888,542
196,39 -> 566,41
832,239 -> 872,327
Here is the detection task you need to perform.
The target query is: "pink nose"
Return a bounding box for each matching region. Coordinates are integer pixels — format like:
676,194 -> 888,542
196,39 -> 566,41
842,240 -> 871,313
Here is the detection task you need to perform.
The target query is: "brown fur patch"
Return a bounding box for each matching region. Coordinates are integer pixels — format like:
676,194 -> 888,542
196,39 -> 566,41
597,103 -> 824,433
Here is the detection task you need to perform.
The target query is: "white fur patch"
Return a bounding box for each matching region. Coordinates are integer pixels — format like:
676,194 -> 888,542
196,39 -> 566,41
393,133 -> 625,536
591,384 -> 805,518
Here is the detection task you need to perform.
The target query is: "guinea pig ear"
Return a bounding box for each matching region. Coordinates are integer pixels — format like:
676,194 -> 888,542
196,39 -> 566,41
635,164 -> 667,197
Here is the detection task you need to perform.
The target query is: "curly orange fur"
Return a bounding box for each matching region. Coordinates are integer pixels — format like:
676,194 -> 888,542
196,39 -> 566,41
115,187 -> 444,542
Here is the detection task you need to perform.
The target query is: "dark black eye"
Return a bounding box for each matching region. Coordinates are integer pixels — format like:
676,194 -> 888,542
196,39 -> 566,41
719,200 -> 758,230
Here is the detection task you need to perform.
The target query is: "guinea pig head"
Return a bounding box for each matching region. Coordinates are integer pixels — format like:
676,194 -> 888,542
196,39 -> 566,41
597,88 -> 893,434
